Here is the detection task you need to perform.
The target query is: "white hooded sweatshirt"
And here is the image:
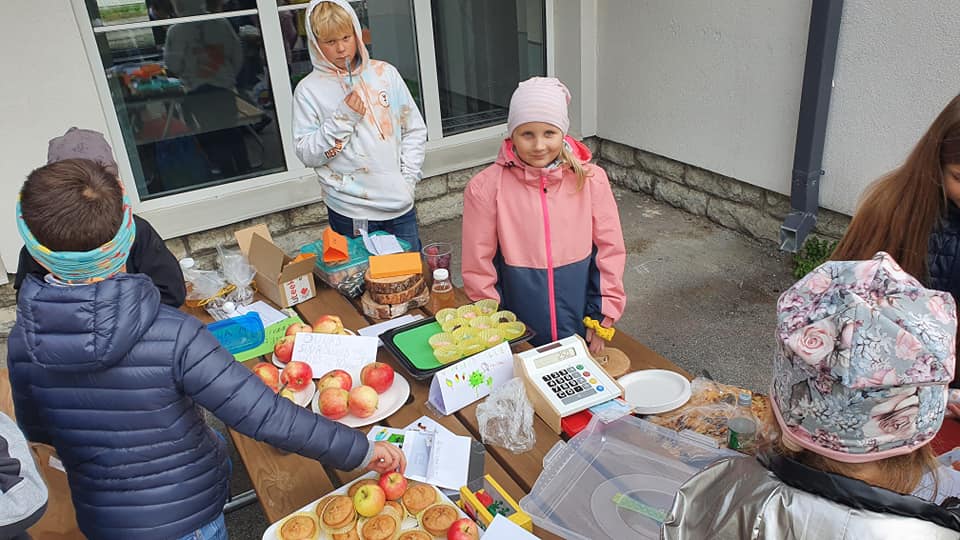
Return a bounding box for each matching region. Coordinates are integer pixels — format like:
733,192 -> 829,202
293,0 -> 427,221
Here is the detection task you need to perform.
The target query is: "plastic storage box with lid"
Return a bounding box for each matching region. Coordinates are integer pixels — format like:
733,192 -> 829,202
519,414 -> 737,540
300,232 -> 411,287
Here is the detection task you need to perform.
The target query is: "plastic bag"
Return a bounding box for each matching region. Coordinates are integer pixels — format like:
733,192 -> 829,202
476,377 -> 535,453
217,244 -> 257,305
181,258 -> 226,303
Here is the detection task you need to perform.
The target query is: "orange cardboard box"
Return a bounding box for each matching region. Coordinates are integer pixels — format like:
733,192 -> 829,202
368,252 -> 422,279
235,224 -> 317,308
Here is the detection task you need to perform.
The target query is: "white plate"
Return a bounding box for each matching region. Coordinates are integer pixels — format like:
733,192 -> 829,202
280,384 -> 316,408
618,370 -> 692,414
261,471 -> 469,540
312,375 -> 411,428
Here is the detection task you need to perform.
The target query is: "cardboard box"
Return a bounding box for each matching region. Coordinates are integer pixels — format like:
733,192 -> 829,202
235,224 -> 317,308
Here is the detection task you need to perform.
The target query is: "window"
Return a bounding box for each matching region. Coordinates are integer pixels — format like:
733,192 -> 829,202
432,0 -> 546,135
76,0 -> 548,206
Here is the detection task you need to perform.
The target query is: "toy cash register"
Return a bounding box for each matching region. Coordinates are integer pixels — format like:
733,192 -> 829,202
514,335 -> 623,433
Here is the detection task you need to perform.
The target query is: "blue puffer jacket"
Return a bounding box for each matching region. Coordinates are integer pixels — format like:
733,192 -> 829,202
928,203 -> 960,303
7,274 -> 371,539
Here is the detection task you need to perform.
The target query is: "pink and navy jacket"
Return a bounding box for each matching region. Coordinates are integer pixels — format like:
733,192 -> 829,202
462,137 -> 626,345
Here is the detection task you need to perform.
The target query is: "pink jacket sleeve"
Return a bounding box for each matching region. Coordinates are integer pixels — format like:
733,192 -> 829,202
590,166 -> 627,325
461,172 -> 502,303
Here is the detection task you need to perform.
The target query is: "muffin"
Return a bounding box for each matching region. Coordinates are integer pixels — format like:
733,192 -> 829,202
348,479 -> 379,499
384,500 -> 405,518
314,495 -> 336,519
359,505 -> 401,540
321,495 -> 358,534
401,483 -> 438,517
418,504 -> 459,538
276,513 -> 320,540
397,531 -> 433,540
332,528 -> 360,540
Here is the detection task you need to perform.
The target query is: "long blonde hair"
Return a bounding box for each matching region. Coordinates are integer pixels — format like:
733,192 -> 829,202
764,421 -> 939,496
560,144 -> 591,190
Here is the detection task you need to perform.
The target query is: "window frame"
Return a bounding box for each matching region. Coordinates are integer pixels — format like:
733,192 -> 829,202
70,0 -> 554,240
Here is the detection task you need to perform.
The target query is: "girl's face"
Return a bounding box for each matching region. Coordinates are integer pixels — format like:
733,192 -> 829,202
318,30 -> 357,71
944,163 -> 960,206
511,122 -> 563,168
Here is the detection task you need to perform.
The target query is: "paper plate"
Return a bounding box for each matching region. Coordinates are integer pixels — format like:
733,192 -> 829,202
311,374 -> 411,428
618,370 -> 691,414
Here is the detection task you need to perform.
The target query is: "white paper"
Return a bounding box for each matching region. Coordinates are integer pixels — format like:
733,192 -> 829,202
358,314 -> 423,345
428,342 -> 515,415
404,415 -> 455,438
238,300 -> 289,327
367,425 -> 407,448
484,514 -> 539,539
401,429 -> 471,490
360,228 -> 404,255
290,332 -> 378,380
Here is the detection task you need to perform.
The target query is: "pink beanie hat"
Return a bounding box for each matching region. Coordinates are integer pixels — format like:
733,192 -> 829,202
507,77 -> 571,136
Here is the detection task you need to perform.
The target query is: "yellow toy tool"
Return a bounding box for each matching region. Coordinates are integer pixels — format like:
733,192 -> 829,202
583,316 -> 615,341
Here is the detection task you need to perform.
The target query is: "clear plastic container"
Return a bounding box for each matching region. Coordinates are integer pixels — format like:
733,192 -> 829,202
206,312 -> 265,354
519,415 -> 737,540
299,232 -> 411,288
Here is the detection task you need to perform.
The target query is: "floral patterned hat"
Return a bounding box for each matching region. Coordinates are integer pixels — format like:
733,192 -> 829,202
772,252 -> 956,463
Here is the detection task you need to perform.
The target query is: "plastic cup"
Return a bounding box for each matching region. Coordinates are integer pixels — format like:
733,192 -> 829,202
474,299 -> 499,315
435,308 -> 458,325
428,332 -> 456,350
468,316 -> 495,330
456,304 -> 480,320
434,346 -> 461,364
499,321 -> 526,340
440,317 -> 467,333
452,326 -> 480,343
422,242 -> 453,273
457,338 -> 486,358
490,310 -> 517,324
479,328 -> 505,347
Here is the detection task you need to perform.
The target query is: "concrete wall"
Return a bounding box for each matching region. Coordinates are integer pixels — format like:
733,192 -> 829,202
0,0 -> 110,270
595,0 -> 960,216
596,1 -> 810,199
820,1 -> 960,214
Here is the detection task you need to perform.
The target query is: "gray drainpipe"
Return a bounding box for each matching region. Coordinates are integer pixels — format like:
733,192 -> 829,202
780,0 -> 844,252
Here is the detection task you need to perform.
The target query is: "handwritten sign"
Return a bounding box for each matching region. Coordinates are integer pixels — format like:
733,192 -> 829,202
428,342 -> 514,415
291,332 -> 379,379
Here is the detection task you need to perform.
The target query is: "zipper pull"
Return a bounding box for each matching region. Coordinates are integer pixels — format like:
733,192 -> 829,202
541,175 -> 547,193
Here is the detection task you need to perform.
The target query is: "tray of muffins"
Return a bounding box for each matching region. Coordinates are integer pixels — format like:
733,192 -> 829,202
265,472 -> 475,540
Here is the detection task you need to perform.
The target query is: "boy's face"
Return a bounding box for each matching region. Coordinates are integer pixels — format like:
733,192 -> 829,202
511,122 -> 564,169
318,30 -> 357,71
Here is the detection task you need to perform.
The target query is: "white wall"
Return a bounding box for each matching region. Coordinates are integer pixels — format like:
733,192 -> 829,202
594,0 -> 960,216
596,1 -> 811,196
820,1 -> 960,214
0,0 -> 110,271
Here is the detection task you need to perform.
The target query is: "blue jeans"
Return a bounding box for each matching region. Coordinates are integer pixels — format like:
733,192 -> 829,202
178,514 -> 227,540
327,206 -> 422,253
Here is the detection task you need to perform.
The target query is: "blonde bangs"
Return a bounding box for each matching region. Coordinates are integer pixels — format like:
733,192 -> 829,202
310,2 -> 354,41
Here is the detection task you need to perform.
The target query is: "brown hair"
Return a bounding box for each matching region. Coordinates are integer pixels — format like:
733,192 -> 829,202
20,158 -> 123,252
763,421 -> 939,496
310,2 -> 354,42
560,144 -> 592,190
832,94 -> 960,279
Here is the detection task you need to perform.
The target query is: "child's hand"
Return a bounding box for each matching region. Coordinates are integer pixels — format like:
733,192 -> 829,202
365,441 -> 406,474
948,403 -> 960,419
586,328 -> 606,356
345,90 -> 366,116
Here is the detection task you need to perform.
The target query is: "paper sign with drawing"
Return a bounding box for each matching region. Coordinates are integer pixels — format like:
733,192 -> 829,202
428,342 -> 514,415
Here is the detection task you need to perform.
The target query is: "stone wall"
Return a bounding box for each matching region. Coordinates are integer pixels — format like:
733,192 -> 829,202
590,138 -> 851,247
0,165 -> 489,344
0,141 -> 853,344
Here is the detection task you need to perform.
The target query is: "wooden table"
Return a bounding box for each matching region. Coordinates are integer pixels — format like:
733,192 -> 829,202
191,288 -> 690,539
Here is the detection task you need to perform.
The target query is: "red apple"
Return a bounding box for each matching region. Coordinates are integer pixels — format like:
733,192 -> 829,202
447,518 -> 480,540
284,322 -> 313,337
314,314 -> 344,334
252,362 -> 280,392
378,471 -> 408,501
353,484 -> 386,517
360,362 -> 395,394
280,361 -> 313,392
348,385 -> 379,418
273,335 -> 296,364
317,369 -> 353,393
319,387 -> 350,420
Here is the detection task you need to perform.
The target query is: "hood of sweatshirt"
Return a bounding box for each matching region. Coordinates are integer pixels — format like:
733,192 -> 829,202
303,0 -> 370,79
14,274 -> 160,373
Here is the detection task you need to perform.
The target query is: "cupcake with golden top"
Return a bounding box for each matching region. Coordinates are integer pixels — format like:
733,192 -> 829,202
320,495 -> 358,534
418,503 -> 459,538
401,483 -> 438,518
276,513 -> 319,540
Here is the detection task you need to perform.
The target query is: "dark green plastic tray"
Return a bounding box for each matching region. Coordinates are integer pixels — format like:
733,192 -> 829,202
381,316 -> 535,380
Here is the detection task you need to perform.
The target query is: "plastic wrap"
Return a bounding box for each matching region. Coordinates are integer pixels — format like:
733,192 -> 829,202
476,378 -> 536,453
217,244 -> 257,305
